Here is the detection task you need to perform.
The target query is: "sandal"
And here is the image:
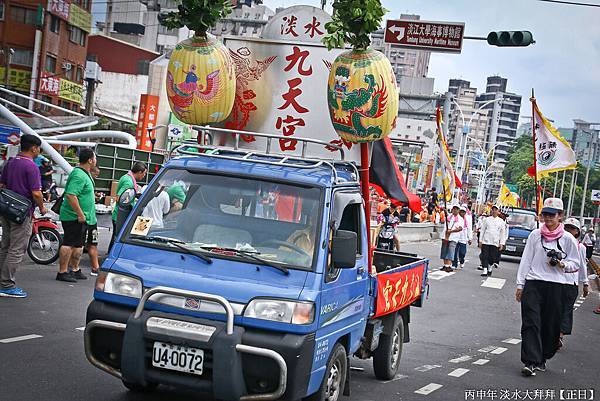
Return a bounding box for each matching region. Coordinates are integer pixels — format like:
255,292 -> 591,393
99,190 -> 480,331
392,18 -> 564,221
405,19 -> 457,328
594,307 -> 600,315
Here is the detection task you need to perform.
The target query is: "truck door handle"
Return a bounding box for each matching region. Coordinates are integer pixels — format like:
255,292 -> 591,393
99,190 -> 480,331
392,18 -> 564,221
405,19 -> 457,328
357,266 -> 366,275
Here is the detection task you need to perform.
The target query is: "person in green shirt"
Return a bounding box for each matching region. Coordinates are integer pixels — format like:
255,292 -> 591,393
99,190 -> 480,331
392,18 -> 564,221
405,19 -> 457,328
166,182 -> 187,212
56,148 -> 97,283
109,162 -> 147,250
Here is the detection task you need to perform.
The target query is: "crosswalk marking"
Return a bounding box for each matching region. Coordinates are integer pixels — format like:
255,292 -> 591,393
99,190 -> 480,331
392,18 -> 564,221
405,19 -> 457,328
0,334 -> 43,344
472,359 -> 489,365
382,374 -> 408,383
449,355 -> 472,363
478,346 -> 497,353
428,271 -> 456,280
502,338 -> 522,344
448,368 -> 469,377
415,383 -> 443,395
490,347 -> 508,355
481,277 -> 506,289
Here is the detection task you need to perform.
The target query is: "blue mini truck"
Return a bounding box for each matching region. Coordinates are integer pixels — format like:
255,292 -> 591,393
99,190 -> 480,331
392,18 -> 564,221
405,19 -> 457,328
85,132 -> 429,401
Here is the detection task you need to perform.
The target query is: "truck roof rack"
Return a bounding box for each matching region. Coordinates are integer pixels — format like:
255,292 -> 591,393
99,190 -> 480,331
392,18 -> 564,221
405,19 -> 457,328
171,126 -> 360,186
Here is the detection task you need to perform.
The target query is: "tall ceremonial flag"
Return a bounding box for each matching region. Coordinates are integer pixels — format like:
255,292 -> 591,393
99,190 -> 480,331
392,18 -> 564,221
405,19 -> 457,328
532,99 -> 577,179
435,107 -> 461,202
497,183 -> 519,207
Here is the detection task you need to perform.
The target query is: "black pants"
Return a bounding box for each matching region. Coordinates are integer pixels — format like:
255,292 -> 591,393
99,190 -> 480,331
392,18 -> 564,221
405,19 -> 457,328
521,280 -> 563,366
585,246 -> 593,259
479,244 -> 499,270
560,284 -> 579,335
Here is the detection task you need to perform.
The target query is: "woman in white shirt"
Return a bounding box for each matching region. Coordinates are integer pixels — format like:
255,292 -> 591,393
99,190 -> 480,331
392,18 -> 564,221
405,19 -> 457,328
515,198 -> 580,377
559,218 -> 589,348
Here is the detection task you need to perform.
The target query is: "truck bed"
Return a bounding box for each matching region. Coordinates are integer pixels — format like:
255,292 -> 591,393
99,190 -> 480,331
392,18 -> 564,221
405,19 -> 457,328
371,249 -> 429,317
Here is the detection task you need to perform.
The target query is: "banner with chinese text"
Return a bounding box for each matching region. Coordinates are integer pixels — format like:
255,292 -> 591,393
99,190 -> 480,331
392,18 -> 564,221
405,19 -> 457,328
59,79 -> 83,104
68,4 -> 92,32
374,263 -> 426,318
136,94 -> 160,151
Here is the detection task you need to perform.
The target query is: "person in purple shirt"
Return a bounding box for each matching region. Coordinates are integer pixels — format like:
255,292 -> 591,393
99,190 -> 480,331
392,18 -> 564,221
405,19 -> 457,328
0,134 -> 48,298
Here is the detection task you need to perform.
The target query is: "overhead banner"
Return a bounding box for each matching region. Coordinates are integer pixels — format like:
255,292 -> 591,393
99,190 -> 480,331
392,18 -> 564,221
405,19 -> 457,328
48,0 -> 70,20
68,3 -> 92,32
59,79 -> 84,104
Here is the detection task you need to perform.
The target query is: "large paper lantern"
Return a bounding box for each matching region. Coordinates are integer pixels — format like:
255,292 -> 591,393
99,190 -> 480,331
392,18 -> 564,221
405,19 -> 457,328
166,35 -> 236,125
327,49 -> 398,143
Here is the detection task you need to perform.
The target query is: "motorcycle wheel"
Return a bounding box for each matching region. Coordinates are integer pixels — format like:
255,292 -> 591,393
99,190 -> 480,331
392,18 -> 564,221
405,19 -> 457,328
28,227 -> 62,265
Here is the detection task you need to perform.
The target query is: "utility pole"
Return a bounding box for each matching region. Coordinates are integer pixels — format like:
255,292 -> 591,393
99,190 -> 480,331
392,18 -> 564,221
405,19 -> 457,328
580,131 -> 596,224
84,61 -> 102,117
567,169 -> 577,216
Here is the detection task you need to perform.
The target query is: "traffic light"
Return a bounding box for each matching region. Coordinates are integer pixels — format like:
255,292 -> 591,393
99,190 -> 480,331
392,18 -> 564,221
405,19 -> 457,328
487,31 -> 535,47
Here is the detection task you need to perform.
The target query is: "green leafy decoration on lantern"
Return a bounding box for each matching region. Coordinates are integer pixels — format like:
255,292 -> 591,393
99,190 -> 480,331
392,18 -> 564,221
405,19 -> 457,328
322,0 -> 388,51
158,0 -> 233,39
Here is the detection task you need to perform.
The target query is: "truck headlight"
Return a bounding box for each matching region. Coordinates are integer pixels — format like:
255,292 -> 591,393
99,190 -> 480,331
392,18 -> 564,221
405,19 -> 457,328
95,272 -> 142,299
244,299 -> 314,324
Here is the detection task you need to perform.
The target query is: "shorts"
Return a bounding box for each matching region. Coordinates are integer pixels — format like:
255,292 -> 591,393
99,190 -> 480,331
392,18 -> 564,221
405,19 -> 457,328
61,220 -> 87,248
86,223 -> 98,247
440,240 -> 457,260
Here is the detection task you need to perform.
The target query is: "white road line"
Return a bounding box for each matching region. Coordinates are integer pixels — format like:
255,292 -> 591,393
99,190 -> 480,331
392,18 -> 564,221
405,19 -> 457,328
75,327 -> 85,331
448,368 -> 469,377
0,334 -> 43,344
472,359 -> 489,365
415,383 -> 443,395
478,346 -> 497,353
382,374 -> 408,383
502,338 -> 522,344
481,277 -> 506,289
414,364 -> 441,372
490,347 -> 508,355
449,355 -> 472,363
428,271 -> 456,280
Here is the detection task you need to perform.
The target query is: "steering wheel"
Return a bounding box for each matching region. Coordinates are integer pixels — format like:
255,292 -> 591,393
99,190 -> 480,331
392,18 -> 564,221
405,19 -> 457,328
258,239 -> 311,258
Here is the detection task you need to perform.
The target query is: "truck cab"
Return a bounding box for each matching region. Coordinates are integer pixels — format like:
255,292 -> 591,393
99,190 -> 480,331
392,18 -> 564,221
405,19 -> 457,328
504,208 -> 537,257
85,136 -> 427,401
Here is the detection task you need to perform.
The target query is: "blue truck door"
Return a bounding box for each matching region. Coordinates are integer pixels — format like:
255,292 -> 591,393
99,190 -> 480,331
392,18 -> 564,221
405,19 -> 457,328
317,191 -> 370,353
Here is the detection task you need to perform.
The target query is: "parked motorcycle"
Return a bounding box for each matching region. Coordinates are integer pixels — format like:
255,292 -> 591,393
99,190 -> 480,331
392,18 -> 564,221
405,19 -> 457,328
27,217 -> 62,264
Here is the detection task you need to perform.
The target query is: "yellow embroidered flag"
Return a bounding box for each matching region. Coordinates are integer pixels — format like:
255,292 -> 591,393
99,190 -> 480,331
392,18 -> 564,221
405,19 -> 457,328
435,107 -> 457,202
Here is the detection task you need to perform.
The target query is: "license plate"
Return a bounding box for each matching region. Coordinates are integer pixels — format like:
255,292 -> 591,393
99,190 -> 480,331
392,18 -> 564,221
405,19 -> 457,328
506,246 -> 516,252
152,342 -> 204,375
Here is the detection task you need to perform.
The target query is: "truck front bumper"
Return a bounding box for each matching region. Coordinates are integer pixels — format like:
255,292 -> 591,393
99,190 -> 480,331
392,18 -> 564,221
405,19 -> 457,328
85,287 -> 314,401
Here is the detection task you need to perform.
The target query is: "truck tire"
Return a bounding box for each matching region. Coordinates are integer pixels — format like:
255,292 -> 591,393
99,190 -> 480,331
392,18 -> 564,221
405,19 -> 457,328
373,315 -> 404,380
305,343 -> 347,401
122,380 -> 158,393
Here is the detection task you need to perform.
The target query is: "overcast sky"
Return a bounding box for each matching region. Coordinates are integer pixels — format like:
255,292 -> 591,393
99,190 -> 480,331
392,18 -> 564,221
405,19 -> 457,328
262,0 -> 600,127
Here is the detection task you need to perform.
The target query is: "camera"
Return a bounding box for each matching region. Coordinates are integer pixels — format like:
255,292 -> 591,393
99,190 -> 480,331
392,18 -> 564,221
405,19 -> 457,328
546,249 -> 563,267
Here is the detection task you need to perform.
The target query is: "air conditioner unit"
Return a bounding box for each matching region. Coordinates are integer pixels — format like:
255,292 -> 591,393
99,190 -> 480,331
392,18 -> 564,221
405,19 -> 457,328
62,62 -> 72,71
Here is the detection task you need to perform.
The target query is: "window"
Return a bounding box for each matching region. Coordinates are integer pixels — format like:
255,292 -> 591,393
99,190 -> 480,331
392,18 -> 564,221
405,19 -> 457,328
241,25 -> 247,34
137,60 -> 150,75
0,1 -> 5,20
253,26 -> 259,34
59,100 -> 71,109
64,63 -> 74,80
69,26 -> 87,46
39,95 -> 52,112
50,15 -> 60,33
338,203 -> 362,255
12,48 -> 34,66
243,12 -> 250,18
44,54 -> 57,73
10,6 -> 36,24
417,126 -> 422,131
416,136 -> 421,140
406,125 -> 411,129
76,66 -> 83,83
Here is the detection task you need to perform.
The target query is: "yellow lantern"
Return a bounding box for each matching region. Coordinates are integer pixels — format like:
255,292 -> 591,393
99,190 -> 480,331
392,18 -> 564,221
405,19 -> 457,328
327,49 -> 398,143
166,35 -> 236,125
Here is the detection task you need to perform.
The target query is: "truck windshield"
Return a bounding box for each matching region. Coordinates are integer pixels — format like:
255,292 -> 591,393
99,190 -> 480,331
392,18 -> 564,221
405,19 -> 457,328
124,168 -> 322,270
507,211 -> 537,230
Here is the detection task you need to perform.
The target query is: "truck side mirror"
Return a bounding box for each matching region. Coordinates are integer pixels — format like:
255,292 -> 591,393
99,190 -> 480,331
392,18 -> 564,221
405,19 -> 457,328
331,230 -> 357,268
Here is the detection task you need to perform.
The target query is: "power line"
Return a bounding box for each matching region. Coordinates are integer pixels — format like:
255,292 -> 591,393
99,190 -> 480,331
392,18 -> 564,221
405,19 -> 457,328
536,0 -> 600,7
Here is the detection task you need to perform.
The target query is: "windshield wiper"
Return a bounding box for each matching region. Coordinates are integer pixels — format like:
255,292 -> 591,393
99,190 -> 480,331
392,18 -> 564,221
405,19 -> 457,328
131,235 -> 212,264
199,246 -> 289,275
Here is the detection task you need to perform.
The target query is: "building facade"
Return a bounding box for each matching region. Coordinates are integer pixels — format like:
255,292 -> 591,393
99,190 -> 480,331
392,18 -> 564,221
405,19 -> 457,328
371,14 -> 431,81
476,76 -> 522,165
0,0 -> 93,111
570,119 -> 600,167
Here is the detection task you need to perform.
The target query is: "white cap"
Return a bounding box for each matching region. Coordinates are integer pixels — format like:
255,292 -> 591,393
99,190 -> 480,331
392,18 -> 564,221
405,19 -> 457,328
459,205 -> 467,212
541,198 -> 564,214
564,217 -> 581,232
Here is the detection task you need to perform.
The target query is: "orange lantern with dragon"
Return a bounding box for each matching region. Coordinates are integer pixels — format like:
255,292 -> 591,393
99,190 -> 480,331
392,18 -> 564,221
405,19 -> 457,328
322,0 -> 398,143
159,0 -> 236,124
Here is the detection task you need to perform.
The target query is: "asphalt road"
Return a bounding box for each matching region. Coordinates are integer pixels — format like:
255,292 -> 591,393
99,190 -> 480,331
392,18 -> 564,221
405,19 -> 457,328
0,225 -> 598,401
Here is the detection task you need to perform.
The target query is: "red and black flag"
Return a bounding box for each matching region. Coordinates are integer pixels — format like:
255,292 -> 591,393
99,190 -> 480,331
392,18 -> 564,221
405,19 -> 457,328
369,137 -> 422,213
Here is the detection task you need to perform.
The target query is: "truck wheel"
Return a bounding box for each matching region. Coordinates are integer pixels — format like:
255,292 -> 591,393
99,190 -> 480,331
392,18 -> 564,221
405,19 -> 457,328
373,315 -> 404,380
305,343 -> 347,401
122,380 -> 158,393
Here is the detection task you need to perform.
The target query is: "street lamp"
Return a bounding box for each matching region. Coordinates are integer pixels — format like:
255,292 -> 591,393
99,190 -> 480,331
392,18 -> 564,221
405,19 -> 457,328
146,124 -> 166,152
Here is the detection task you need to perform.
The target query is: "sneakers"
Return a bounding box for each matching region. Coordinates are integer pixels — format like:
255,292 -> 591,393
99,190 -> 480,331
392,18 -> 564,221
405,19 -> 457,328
477,265 -> 484,271
521,365 -> 536,377
90,269 -> 99,277
534,363 -> 546,372
460,263 -> 465,269
0,287 -> 28,298
70,269 -> 88,280
487,269 -> 492,276
56,272 -> 77,283
493,263 -> 499,269
481,268 -> 488,276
